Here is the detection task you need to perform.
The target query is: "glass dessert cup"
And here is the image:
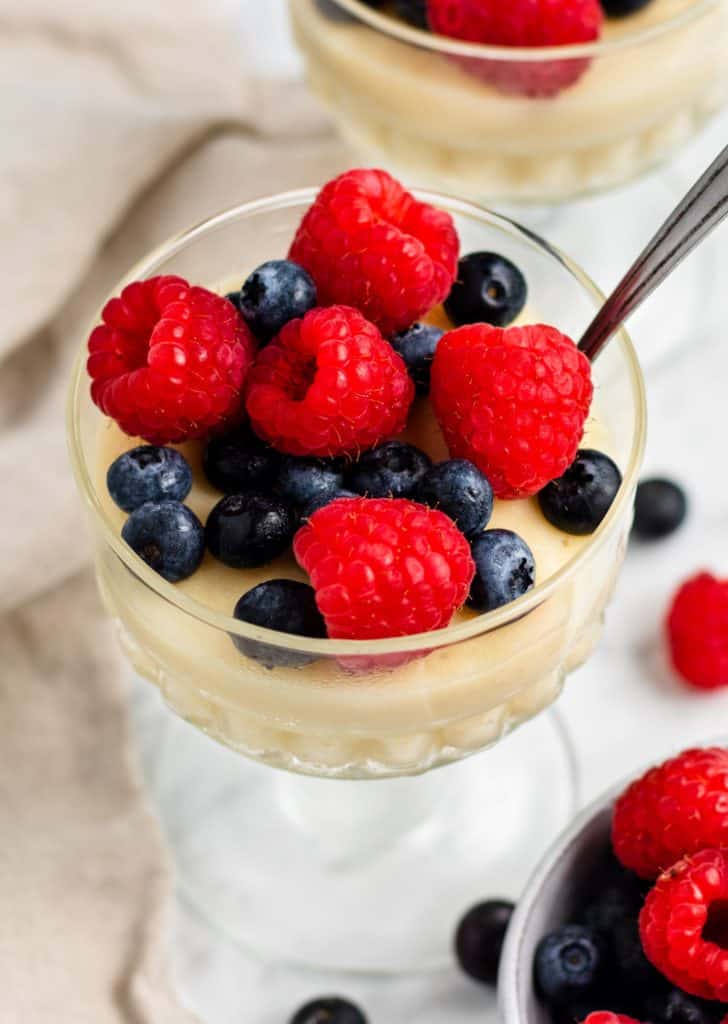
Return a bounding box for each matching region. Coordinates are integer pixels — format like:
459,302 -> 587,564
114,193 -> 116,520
67,190 -> 646,972
290,0 -> 728,205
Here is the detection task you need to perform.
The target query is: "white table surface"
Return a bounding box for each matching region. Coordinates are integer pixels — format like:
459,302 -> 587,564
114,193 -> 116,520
133,7 -> 728,1017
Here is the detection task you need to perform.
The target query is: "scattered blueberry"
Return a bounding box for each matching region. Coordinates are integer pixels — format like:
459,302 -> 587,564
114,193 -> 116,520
301,489 -> 357,521
238,259 -> 316,341
454,899 -> 515,985
468,529 -> 535,613
395,0 -> 429,29
203,424 -> 281,494
290,996 -> 368,1024
348,441 -> 431,498
602,0 -> 653,16
415,459 -> 493,539
445,252 -> 527,328
642,987 -> 724,1024
390,322 -> 443,396
582,881 -> 641,938
534,925 -> 606,1004
232,580 -> 326,669
107,445 -> 192,514
122,501 -> 204,583
206,493 -> 296,569
539,450 -> 622,536
276,456 -> 345,510
632,478 -> 687,541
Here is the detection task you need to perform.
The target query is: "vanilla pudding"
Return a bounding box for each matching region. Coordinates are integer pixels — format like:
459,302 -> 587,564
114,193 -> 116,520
291,0 -> 728,202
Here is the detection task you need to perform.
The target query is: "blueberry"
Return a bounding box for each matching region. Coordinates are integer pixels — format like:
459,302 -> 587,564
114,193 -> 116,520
642,987 -> 724,1024
276,456 -> 345,510
454,899 -> 514,985
205,493 -> 296,568
602,0 -> 653,16
445,252 -> 527,328
290,996 -> 367,1024
415,459 -> 493,539
632,478 -> 687,541
539,450 -> 622,536
122,501 -> 204,582
301,489 -> 357,520
224,291 -> 241,308
203,424 -> 280,494
107,445 -> 192,513
534,925 -> 606,1005
468,529 -> 535,613
395,0 -> 428,27
348,441 -> 431,498
611,917 -> 660,992
582,882 -> 641,938
390,322 -> 443,396
238,259 -> 316,341
232,580 -> 326,669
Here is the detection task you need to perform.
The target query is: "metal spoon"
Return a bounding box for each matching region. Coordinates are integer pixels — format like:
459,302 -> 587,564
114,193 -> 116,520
579,145 -> 728,362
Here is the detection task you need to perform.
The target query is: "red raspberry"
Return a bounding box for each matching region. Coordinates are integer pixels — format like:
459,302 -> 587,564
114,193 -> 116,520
293,497 -> 475,640
579,1015 -> 643,1024
430,323 -> 593,499
612,747 -> 728,880
427,0 -> 603,98
667,573 -> 728,690
245,305 -> 414,457
288,169 -> 459,336
87,276 -> 255,445
639,848 -> 728,1002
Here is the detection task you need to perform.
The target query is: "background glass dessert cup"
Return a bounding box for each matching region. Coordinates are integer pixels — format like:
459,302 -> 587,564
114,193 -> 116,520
67,189 -> 646,971
290,0 -> 728,204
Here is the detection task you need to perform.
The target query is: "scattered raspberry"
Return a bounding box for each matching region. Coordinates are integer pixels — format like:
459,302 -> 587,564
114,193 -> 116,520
245,305 -> 414,457
288,169 -> 459,336
430,323 -> 593,499
667,573 -> 728,690
639,848 -> 728,1002
293,496 -> 475,640
579,1014 -> 643,1024
87,276 -> 255,445
612,747 -> 728,880
426,0 -> 603,98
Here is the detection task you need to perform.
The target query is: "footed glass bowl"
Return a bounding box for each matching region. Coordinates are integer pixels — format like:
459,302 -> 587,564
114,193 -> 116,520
290,0 -> 728,204
67,189 -> 646,970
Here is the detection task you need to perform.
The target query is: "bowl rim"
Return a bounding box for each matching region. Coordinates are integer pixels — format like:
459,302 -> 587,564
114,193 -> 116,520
326,0 -> 720,62
67,185 -> 647,658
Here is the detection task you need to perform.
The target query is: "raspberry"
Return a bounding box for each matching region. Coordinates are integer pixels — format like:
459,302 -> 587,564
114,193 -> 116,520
293,497 -> 475,640
87,276 -> 255,444
430,323 -> 593,500
427,0 -> 603,98
667,573 -> 728,690
579,1015 -> 643,1024
288,169 -> 459,336
245,305 -> 414,457
612,747 -> 728,880
639,848 -> 728,1002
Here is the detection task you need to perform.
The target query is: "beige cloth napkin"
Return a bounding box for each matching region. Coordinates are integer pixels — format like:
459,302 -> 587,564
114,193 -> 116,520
1,3 -> 346,1020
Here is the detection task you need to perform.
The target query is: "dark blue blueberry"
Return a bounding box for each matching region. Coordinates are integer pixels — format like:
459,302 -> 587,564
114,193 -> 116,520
122,501 -> 204,582
395,0 -> 428,27
205,493 -> 296,569
390,322 -> 443,396
602,0 -> 653,16
348,441 -> 431,498
203,424 -> 281,494
415,459 -> 493,539
232,580 -> 326,669
290,997 -> 367,1024
539,450 -> 622,536
276,456 -> 345,510
468,529 -> 535,613
534,925 -> 606,1005
224,291 -> 241,309
454,900 -> 514,985
107,445 -> 192,514
632,478 -> 687,541
445,251 -> 527,328
238,260 -> 316,342
583,881 -> 642,938
301,489 -> 357,521
611,917 -> 660,992
642,987 -> 724,1024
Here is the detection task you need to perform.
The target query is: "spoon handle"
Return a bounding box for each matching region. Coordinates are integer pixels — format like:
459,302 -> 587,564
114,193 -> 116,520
579,145 -> 728,361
